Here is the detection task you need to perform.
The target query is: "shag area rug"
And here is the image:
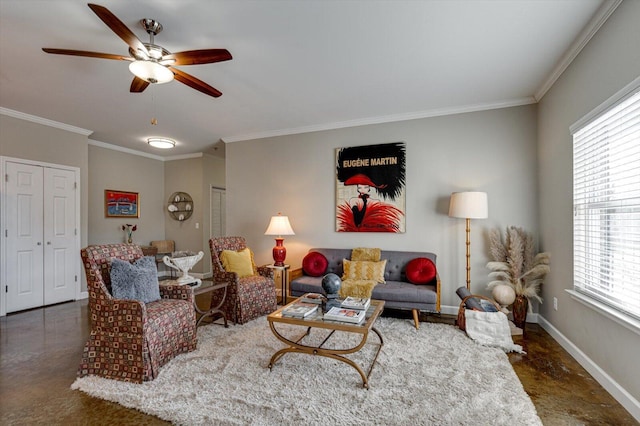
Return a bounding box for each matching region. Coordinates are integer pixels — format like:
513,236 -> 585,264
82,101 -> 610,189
72,317 -> 541,426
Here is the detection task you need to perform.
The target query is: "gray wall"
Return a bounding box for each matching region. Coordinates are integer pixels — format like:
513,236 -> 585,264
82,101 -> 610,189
226,104 -> 539,310
1,116 -> 226,291
0,114 -> 89,291
87,144 -> 166,246
164,155 -> 226,274
537,0 -> 640,407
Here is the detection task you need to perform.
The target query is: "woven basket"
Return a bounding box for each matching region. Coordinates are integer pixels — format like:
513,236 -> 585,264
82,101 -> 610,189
457,294 -> 501,331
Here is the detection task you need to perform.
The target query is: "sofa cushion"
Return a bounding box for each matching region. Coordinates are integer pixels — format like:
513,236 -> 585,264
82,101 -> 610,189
351,247 -> 381,261
220,248 -> 254,278
110,256 -> 160,303
342,259 -> 387,283
302,251 -> 328,277
406,257 -> 437,284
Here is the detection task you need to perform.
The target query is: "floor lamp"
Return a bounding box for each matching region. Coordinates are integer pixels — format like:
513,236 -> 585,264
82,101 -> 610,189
448,192 -> 488,290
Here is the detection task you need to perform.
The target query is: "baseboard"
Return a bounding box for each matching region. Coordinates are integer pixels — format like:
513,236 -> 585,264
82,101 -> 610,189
538,315 -> 640,421
440,304 -> 539,323
78,291 -> 88,300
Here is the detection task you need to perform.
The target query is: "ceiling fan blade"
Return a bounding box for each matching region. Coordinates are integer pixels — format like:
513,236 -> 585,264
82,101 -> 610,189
42,48 -> 130,61
169,67 -> 222,98
164,49 -> 233,66
130,77 -> 150,93
87,3 -> 147,55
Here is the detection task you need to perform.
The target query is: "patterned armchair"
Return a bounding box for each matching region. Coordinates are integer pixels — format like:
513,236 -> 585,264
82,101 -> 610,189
209,237 -> 277,324
79,244 -> 197,383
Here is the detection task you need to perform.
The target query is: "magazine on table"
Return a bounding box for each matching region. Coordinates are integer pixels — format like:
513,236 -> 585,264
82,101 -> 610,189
323,306 -> 366,324
281,302 -> 318,318
340,296 -> 370,310
299,292 -> 325,304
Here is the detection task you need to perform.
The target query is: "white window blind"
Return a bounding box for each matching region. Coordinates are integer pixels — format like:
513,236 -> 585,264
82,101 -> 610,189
572,87 -> 640,321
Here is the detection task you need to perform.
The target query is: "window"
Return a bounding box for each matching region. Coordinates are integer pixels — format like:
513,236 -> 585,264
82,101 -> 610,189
572,81 -> 640,321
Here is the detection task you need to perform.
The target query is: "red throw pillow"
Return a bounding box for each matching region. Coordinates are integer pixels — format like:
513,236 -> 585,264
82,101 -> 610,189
302,252 -> 329,277
405,257 -> 436,285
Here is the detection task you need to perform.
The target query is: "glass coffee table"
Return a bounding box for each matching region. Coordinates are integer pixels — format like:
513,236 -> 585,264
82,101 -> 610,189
267,298 -> 384,389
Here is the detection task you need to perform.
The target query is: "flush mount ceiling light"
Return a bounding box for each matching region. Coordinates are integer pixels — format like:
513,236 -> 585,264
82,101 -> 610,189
147,138 -> 175,149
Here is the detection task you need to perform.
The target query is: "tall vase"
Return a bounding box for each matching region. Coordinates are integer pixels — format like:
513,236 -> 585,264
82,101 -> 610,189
512,295 -> 528,330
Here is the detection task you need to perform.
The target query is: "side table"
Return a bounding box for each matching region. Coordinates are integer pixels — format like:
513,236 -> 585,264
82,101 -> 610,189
266,264 -> 290,305
161,279 -> 229,327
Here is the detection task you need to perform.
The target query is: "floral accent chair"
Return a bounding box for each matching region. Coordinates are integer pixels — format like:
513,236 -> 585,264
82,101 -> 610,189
209,237 -> 277,324
79,244 -> 197,383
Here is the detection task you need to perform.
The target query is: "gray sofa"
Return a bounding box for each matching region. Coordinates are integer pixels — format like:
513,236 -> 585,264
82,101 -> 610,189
289,248 -> 441,329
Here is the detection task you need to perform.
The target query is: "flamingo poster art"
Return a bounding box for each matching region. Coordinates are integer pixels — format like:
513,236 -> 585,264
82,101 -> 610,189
336,142 -> 406,233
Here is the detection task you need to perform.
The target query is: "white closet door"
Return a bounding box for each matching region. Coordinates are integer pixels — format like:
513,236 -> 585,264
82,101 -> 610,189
43,167 -> 77,305
6,162 -> 45,312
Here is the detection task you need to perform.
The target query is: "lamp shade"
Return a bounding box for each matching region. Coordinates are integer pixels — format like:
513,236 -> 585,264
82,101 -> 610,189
448,192 -> 488,219
129,60 -> 174,84
264,213 -> 295,236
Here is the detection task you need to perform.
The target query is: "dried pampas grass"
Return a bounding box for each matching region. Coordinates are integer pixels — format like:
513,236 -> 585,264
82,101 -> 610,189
486,226 -> 550,303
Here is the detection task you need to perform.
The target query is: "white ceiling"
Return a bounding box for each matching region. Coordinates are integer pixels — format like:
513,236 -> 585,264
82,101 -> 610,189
0,0 -> 615,158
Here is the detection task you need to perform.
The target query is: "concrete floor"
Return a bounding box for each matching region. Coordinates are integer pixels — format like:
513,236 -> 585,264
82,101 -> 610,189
0,299 -> 636,425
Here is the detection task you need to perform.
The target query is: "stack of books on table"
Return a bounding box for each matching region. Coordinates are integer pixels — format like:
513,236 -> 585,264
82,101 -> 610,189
299,292 -> 325,304
323,306 -> 366,324
340,296 -> 370,310
281,302 -> 318,318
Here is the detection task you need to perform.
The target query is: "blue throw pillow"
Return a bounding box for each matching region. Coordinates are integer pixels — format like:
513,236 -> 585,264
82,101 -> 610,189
110,256 -> 160,303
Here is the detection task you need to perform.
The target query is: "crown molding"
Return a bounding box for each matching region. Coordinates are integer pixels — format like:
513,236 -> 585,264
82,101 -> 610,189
534,0 -> 623,102
0,107 -> 93,136
89,139 -> 207,162
89,139 -> 165,161
222,97 -> 536,143
164,153 -> 204,161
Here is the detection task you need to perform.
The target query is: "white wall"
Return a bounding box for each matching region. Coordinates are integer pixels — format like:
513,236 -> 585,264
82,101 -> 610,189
537,0 -> 640,412
226,104 -> 538,310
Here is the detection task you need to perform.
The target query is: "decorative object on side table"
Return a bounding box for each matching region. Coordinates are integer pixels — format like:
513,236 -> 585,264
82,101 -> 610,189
122,223 -> 137,243
163,251 -> 204,284
264,213 -> 295,266
321,273 -> 342,311
448,191 -> 488,290
486,226 -> 550,331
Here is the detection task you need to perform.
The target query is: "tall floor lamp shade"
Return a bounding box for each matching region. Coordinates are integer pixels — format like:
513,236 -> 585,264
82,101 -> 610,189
448,192 -> 488,290
264,213 -> 295,266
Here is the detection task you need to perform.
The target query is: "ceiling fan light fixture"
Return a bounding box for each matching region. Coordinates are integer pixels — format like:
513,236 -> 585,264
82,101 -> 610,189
129,60 -> 174,84
147,138 -> 175,149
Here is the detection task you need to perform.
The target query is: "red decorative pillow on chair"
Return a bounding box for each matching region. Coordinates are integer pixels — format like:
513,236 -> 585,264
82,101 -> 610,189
405,257 -> 436,285
302,252 -> 329,277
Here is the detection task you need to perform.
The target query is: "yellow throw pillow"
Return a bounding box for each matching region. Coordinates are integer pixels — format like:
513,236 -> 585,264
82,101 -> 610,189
342,259 -> 387,283
220,248 -> 254,278
351,247 -> 381,262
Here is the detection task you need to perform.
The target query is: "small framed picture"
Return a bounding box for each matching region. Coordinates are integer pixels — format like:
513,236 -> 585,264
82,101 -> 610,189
105,190 -> 139,218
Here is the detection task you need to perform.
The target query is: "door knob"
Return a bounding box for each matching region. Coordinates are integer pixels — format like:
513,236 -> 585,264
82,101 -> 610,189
37,242 -> 42,245
47,241 -> 51,245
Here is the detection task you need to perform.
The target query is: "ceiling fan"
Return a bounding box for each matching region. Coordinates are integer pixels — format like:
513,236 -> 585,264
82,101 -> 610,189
42,3 -> 232,98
